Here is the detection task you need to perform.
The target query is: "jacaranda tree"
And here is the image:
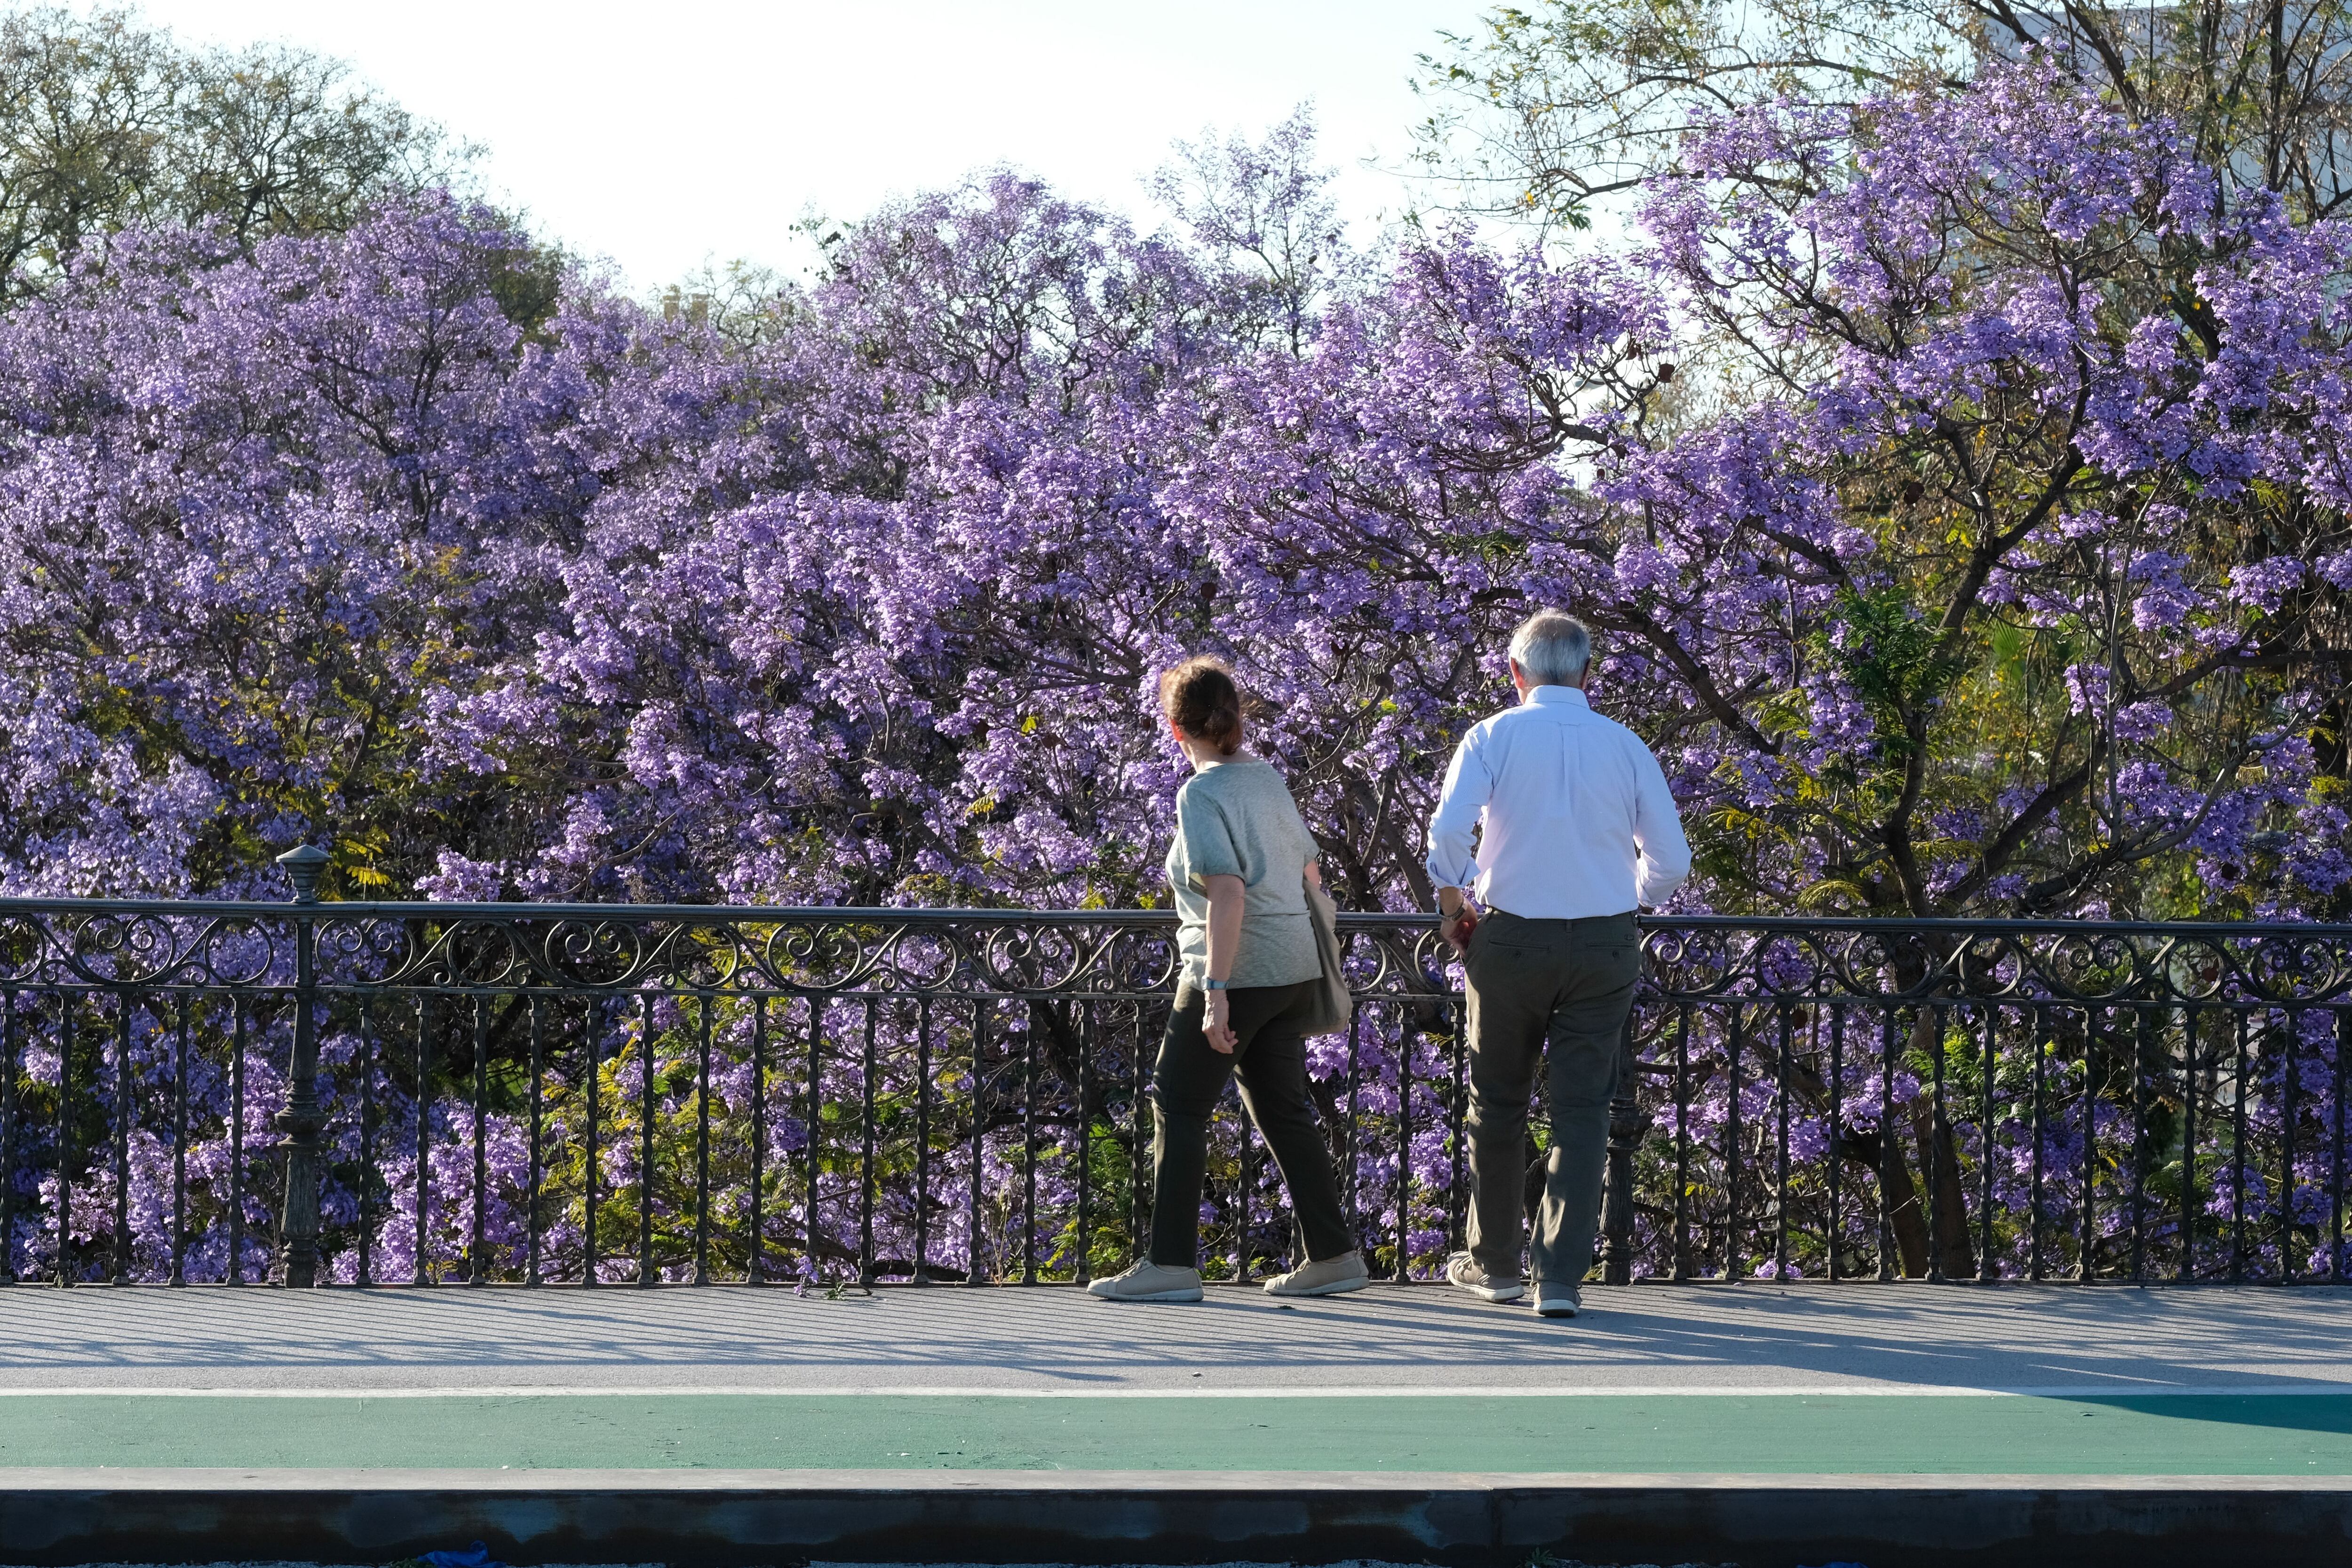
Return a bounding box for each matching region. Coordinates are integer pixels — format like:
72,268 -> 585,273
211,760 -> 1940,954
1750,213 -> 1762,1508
2,60 -> 2348,1286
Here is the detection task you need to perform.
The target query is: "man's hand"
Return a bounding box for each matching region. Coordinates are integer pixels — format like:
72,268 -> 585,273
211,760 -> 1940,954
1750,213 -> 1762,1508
1438,888 -> 1478,953
1205,988 -> 1236,1053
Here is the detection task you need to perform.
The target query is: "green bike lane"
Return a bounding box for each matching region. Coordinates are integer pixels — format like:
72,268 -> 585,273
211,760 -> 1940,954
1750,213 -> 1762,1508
5,1391 -> 2352,1473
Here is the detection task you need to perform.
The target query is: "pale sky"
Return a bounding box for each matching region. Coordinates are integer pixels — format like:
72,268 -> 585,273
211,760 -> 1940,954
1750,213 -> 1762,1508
128,0 -> 1497,290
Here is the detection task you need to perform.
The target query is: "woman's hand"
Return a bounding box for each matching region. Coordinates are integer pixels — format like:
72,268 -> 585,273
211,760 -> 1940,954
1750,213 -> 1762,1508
1205,988 -> 1236,1053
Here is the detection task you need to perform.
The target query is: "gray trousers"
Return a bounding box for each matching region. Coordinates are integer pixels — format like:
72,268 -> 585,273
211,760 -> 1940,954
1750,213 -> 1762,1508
1463,909 -> 1642,1287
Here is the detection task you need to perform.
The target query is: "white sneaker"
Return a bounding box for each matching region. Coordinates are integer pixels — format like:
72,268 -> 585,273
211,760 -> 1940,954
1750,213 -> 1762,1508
1262,1250 -> 1370,1297
1532,1283 -> 1582,1318
1087,1259 -> 1205,1302
1445,1250 -> 1525,1303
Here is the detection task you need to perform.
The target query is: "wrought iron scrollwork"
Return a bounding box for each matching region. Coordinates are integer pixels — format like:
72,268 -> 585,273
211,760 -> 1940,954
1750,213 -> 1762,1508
0,900 -> 2344,1005
1634,918 -> 2352,1006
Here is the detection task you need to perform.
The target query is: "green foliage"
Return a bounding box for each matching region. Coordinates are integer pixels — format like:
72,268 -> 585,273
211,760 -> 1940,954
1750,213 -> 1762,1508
0,3 -> 475,302
1827,587 -> 1959,721
1415,0 -> 2352,232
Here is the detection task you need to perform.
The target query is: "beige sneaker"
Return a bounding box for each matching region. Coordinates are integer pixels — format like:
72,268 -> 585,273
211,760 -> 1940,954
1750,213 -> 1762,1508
1087,1259 -> 1205,1302
1532,1282 -> 1582,1318
1262,1250 -> 1370,1297
1445,1250 -> 1525,1302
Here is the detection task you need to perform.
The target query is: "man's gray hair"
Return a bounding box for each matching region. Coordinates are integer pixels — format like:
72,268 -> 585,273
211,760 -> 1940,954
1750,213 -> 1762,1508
1508,609 -> 1592,687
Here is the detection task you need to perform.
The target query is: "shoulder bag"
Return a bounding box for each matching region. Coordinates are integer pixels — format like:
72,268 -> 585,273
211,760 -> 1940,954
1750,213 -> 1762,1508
1299,872 -> 1353,1037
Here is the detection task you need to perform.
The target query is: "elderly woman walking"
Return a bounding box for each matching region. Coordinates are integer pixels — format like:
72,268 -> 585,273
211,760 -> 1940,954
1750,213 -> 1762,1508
1089,657 -> 1368,1302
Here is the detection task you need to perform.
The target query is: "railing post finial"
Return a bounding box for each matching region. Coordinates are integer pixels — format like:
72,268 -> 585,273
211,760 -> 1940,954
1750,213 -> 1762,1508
277,843 -> 332,905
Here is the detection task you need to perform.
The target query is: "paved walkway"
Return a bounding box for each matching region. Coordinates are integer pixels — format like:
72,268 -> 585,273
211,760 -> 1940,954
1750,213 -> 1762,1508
6,1284 -> 2352,1474
11,1286 -> 2352,1562
4,1281 -> 2351,1394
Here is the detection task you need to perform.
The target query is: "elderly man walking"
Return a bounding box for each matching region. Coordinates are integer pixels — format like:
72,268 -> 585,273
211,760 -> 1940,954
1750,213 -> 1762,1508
1426,610 -> 1691,1318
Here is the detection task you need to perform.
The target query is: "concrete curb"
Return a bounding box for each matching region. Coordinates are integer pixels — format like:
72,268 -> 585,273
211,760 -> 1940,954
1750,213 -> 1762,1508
4,1469 -> 2352,1567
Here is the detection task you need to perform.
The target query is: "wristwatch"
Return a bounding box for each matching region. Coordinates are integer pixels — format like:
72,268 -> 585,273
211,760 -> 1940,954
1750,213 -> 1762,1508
1203,977 -> 1231,991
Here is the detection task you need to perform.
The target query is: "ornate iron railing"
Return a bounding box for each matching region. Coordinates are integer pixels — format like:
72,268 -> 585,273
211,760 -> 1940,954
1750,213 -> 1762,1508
2,849 -> 2349,1287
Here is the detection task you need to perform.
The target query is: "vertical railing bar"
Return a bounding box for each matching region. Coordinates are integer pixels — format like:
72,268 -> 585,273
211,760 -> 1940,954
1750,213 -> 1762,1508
357,999 -> 375,1289
1132,1003 -> 1151,1277
584,996 -> 602,1288
1022,1009 -> 1037,1286
112,996 -> 132,1285
2029,1003 -> 2046,1283
2130,1004 -> 2149,1284
1450,997 -> 1468,1256
2334,1007 -> 2348,1285
694,992 -> 713,1287
1877,1006 -> 1896,1283
1725,1004 -> 1744,1282
1605,1006 -> 1639,1287
56,996 -> 73,1286
967,1000 -> 986,1287
805,997 -> 825,1286
914,996 -> 931,1283
1979,1005 -> 1997,1283
637,990 -> 656,1286
1343,1005 -> 1362,1240
2233,1006 -> 2249,1284
2283,1006 -> 2302,1286
1827,1005 -> 1843,1283
0,986 -> 15,1285
2177,1003 -> 2196,1285
1927,1001 -> 1946,1286
749,997 -> 768,1286
274,850 -> 330,1289
1773,1002 -> 1791,1281
1238,1059 -> 1256,1285
229,998 -> 246,1287
2081,1004 -> 2101,1284
414,995 -> 432,1287
1395,1009 -> 1414,1283
859,998 -> 877,1288
856,992 -> 875,1288
1075,1002 -> 1092,1286
527,996 -> 543,1288
170,1000 -> 190,1287
471,995 -> 489,1285
1673,1002 -> 1691,1283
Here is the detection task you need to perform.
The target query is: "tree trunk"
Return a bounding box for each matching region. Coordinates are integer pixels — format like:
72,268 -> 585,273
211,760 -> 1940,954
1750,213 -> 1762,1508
1917,1005 -> 1982,1279
1837,1127 -> 1931,1277
1910,1097 -> 1979,1281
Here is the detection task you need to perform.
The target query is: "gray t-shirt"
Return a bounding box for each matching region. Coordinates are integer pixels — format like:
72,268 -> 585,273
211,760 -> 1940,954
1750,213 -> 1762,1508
1165,757 -> 1323,992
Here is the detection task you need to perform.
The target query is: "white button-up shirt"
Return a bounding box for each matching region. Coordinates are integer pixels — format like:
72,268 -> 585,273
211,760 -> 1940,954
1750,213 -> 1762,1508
1424,685 -> 1692,919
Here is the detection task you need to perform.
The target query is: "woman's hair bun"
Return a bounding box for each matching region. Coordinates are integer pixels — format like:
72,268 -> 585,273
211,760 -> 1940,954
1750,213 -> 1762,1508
1159,656 -> 1245,757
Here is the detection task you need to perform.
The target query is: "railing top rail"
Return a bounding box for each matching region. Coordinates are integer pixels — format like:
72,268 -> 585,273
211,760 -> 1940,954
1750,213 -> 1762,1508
3,895 -> 2351,939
